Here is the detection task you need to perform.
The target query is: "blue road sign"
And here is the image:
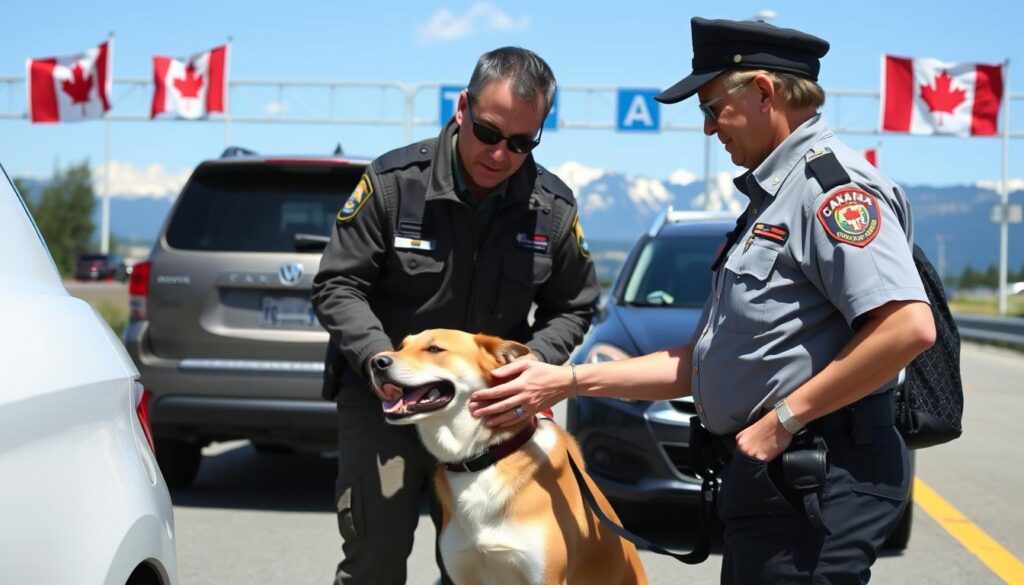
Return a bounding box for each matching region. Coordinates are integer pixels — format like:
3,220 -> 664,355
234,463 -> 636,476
439,85 -> 463,124
616,88 -> 660,132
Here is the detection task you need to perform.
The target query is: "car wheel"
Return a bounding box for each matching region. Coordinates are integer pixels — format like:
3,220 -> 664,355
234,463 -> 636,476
155,438 -> 202,489
884,497 -> 913,551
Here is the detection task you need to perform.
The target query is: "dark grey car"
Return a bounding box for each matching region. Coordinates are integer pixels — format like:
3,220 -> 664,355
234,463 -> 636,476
123,150 -> 369,488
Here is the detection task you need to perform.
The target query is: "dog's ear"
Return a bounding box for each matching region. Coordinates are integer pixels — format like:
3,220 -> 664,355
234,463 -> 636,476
475,334 -> 531,365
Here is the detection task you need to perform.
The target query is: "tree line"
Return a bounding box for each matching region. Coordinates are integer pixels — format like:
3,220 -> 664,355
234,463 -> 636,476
14,161 -> 96,276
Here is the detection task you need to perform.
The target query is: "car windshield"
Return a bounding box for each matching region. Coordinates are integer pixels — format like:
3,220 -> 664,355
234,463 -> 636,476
165,164 -> 360,252
621,234 -> 721,308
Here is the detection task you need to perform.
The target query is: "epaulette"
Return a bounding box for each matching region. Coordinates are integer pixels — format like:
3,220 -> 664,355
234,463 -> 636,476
374,139 -> 435,174
805,147 -> 852,193
536,164 -> 574,203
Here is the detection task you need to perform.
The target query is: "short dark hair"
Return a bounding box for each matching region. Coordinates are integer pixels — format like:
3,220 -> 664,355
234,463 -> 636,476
467,47 -> 557,115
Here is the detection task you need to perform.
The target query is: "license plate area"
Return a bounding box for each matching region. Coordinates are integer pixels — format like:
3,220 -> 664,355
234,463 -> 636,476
259,296 -> 318,328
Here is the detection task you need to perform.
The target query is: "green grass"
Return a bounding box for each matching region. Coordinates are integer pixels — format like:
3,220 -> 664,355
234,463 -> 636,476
949,296 -> 1024,317
94,301 -> 129,337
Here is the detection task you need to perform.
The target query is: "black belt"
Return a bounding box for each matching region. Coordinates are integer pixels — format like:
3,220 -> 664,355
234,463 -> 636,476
715,390 -> 896,453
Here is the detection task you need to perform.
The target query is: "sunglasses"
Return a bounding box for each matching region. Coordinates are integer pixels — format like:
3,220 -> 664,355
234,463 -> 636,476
698,79 -> 754,122
465,98 -> 543,155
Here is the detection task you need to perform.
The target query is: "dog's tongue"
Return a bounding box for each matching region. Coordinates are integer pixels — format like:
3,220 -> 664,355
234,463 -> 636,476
381,384 -> 436,414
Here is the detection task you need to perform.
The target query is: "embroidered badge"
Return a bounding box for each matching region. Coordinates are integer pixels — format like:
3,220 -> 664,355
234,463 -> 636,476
752,223 -> 789,244
572,215 -> 590,258
516,233 -> 549,252
816,188 -> 881,247
337,173 -> 373,223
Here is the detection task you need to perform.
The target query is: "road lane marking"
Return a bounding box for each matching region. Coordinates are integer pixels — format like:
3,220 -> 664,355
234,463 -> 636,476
914,477 -> 1024,584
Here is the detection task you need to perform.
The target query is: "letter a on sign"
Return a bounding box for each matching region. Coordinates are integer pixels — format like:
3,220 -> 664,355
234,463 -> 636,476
617,88 -> 660,132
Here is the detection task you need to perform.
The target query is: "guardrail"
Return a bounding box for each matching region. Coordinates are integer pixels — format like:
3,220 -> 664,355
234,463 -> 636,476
954,314 -> 1024,349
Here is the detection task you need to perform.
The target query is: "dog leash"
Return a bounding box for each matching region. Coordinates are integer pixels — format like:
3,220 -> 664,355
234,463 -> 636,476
566,450 -> 717,565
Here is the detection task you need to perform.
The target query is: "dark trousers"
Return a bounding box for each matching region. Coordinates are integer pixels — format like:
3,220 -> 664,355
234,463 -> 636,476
718,397 -> 910,584
333,391 -> 454,585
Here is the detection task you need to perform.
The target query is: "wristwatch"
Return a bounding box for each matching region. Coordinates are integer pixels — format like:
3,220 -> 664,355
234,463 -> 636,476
774,399 -> 805,435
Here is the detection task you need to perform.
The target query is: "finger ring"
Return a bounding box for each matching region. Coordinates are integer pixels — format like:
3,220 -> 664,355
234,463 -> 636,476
513,406 -> 526,419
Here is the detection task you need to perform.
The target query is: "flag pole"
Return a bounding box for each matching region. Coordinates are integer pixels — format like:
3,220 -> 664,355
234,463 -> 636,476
101,31 -> 114,255
999,59 -> 1011,315
225,36 -> 233,148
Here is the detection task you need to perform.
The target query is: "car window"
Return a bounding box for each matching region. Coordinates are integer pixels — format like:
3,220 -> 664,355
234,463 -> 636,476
165,164 -> 361,252
622,234 -> 721,307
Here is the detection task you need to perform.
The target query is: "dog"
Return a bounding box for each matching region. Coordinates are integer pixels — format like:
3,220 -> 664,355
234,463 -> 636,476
370,329 -> 648,585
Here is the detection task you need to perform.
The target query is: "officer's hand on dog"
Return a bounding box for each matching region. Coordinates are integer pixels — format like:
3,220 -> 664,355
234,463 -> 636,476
735,410 -> 794,462
469,360 -> 569,428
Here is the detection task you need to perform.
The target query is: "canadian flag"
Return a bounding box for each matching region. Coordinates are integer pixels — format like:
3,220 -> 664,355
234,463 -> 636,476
863,148 -> 878,167
26,40 -> 113,124
151,44 -> 229,120
881,55 -> 1004,137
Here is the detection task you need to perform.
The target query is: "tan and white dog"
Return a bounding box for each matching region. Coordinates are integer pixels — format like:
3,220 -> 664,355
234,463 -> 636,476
371,329 -> 648,585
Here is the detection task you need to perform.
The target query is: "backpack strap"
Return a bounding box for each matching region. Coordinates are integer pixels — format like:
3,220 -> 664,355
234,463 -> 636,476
805,148 -> 851,192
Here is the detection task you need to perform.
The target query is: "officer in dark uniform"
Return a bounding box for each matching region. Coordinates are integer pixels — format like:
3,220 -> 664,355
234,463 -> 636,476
311,46 -> 599,585
470,18 -> 937,584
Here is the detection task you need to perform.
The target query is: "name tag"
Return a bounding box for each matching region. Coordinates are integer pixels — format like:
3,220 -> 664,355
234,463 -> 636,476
394,236 -> 435,251
516,233 -> 549,252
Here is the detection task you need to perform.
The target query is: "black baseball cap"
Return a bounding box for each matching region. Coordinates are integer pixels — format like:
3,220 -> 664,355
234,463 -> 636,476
655,17 -> 830,104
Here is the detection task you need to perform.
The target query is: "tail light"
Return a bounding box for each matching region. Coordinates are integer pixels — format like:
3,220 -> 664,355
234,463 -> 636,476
133,382 -> 157,454
128,260 -> 151,320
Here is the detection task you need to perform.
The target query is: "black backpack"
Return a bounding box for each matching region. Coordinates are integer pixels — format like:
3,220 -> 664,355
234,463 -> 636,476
806,151 -> 964,449
895,245 -> 964,449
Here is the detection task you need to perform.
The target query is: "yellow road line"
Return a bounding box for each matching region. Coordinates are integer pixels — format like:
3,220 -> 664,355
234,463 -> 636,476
914,477 -> 1024,584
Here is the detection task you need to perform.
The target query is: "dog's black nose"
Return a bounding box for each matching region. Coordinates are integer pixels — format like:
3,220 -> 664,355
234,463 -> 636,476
371,355 -> 393,371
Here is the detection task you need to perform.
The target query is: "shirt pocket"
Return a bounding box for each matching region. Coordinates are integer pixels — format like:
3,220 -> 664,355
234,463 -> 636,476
493,250 -> 552,318
388,248 -> 446,300
720,241 -> 781,334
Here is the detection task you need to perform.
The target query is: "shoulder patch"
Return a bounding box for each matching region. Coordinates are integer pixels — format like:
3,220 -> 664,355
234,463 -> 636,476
374,139 -> 434,174
816,188 -> 882,247
337,173 -> 374,223
537,165 -> 574,202
572,214 -> 591,258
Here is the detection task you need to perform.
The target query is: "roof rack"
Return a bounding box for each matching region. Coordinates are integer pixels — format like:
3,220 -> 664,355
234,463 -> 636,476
646,206 -> 738,237
220,146 -> 258,158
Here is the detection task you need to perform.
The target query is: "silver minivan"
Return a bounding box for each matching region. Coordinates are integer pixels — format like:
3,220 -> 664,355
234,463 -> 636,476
124,150 -> 369,487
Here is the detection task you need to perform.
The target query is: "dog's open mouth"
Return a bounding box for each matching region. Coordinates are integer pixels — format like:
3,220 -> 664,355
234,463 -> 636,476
382,381 -> 456,419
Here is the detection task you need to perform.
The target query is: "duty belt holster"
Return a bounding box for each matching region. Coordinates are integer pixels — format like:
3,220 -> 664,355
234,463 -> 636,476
782,436 -> 830,534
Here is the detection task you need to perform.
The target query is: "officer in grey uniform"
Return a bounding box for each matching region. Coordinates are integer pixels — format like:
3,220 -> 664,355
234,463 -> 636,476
311,46 -> 599,585
469,18 -> 936,585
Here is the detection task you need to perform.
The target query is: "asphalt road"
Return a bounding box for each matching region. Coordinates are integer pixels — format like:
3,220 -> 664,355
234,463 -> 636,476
163,342 -> 1023,585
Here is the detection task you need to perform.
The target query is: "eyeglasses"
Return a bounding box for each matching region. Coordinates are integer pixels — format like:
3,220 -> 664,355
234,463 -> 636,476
698,79 -> 754,122
465,98 -> 543,155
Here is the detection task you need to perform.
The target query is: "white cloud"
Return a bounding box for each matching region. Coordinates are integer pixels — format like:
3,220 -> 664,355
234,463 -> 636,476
976,178 -> 1024,193
584,192 -> 615,213
627,175 -> 673,213
668,169 -> 697,186
553,161 -> 605,195
264,101 -> 288,116
92,161 -> 190,199
416,2 -> 530,44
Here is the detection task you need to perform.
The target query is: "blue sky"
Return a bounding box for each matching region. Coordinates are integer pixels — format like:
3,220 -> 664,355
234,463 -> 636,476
2,0 -> 1023,194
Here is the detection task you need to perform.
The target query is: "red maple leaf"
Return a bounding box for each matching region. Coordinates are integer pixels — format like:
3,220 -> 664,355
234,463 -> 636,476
920,70 -> 966,127
61,63 -> 93,115
173,62 -> 204,98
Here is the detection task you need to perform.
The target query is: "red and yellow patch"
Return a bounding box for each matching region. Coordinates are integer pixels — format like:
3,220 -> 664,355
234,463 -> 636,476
816,188 -> 881,247
752,223 -> 789,244
572,215 -> 590,258
337,173 -> 373,223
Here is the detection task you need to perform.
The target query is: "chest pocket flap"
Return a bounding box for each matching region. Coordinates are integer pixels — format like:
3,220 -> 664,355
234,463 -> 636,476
720,242 -> 781,334
724,241 -> 780,280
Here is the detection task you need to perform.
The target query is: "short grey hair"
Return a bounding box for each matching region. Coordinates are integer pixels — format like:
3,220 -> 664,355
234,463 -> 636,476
467,47 -> 557,115
721,69 -> 826,110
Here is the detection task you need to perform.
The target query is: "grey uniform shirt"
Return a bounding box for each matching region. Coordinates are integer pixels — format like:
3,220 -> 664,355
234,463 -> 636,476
691,115 -> 929,435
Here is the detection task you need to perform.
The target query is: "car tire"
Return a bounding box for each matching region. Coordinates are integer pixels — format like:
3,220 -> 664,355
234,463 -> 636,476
155,438 -> 202,489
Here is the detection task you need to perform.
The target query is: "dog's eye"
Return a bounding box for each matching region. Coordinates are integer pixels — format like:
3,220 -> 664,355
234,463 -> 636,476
426,345 -> 445,353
